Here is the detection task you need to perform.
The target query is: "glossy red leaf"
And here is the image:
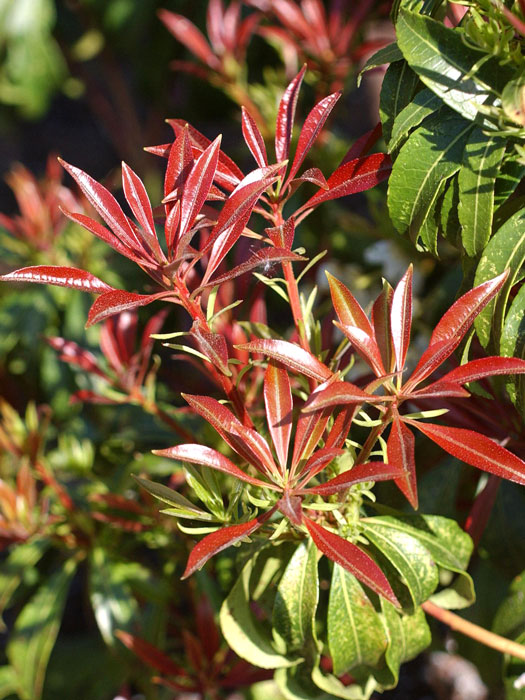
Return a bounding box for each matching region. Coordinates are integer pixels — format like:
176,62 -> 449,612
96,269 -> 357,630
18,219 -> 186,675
388,414 -> 418,509
86,290 -> 174,327
46,337 -> 106,377
286,92 -> 341,183
197,247 -> 305,291
303,380 -> 386,411
152,444 -> 276,489
264,363 -> 293,472
437,356 -> 525,386
372,281 -> 395,374
335,323 -> 386,377
408,382 -> 469,399
341,123 -> 382,163
278,491 -> 303,526
191,321 -> 231,376
429,271 -> 508,348
324,406 -> 358,449
178,135 -> 222,248
302,461 -> 402,496
288,168 -> 329,192
275,65 -> 306,162
298,153 -> 392,213
182,394 -> 279,477
116,631 -> 189,677
304,517 -> 399,606
407,337 -> 461,389
159,10 -> 221,69
165,200 -> 181,255
407,419 -> 525,486
291,403 -> 332,469
235,339 -> 333,382
326,272 -> 373,336
265,217 -> 295,249
164,125 -> 194,201
122,162 -> 165,263
295,446 -> 344,485
59,159 -> 145,255
0,265 -> 114,293
242,106 -> 268,168
390,265 -> 412,373
182,508 -> 276,579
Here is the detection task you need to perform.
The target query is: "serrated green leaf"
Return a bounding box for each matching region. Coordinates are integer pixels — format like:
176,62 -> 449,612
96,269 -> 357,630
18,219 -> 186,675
494,155 -> 525,210
89,548 -> 139,646
220,548 -> 298,669
440,173 -> 461,244
396,9 -> 513,122
418,176 -> 448,255
361,523 -> 439,608
458,129 -> 506,257
0,537 -> 48,631
387,110 -> 473,248
379,60 -> 421,146
358,42 -> 403,86
328,565 -> 387,676
7,558 -> 77,700
389,87 -> 443,152
474,210 -> 525,349
273,541 -> 318,656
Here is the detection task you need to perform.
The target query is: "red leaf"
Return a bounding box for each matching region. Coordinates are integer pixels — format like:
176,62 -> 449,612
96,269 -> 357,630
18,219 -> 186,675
341,123 -> 382,163
437,356 -> 525,386
165,200 -> 181,255
182,509 -> 276,578
408,382 -> 470,399
304,517 -> 399,606
191,320 -> 231,376
286,92 -> 341,183
301,461 -> 402,495
298,153 -> 392,213
152,444 -> 276,489
429,271 -> 509,349
164,125 -> 194,202
235,339 -> 333,382
372,281 -> 395,374
388,415 -> 418,509
264,363 -> 293,472
288,168 -> 329,192
390,265 -> 412,373
265,217 -> 295,249
242,106 -> 268,168
292,387 -> 333,468
407,419 -> 525,486
122,162 -> 166,263
46,337 -> 106,377
407,337 -> 461,389
303,380 -> 386,411
0,265 -> 114,293
324,407 -> 358,449
86,290 -> 174,327
335,323 -> 386,377
326,272 -> 373,336
115,631 -> 189,677
295,446 -> 344,485
275,65 -> 306,163
182,394 -> 279,477
159,10 -> 221,69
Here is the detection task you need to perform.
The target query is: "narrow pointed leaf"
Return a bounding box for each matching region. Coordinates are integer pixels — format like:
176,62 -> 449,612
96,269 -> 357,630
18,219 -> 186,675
134,475 -> 211,517
191,321 -> 231,376
291,406 -> 332,469
388,415 -> 418,509
164,125 -> 194,200
182,510 -> 275,579
391,265 -> 412,372
116,631 -> 189,677
296,446 -> 343,484
435,357 -> 525,386
380,60 -> 420,147
287,92 -> 341,183
372,280 -> 395,374
389,88 -> 443,153
265,217 -> 295,249
46,337 -> 106,377
0,265 -> 114,293
408,381 -> 469,399
335,323 -> 386,376
303,380 -> 384,412
159,10 -> 220,69
407,420 -> 525,485
304,518 -> 399,607
87,290 -> 173,327
324,406 -> 357,449
326,272 -> 373,335
122,162 -> 165,262
302,462 -> 402,496
242,106 -> 268,168
152,444 -> 276,489
264,363 -> 293,472
236,339 -> 333,382
275,66 -> 306,162
341,122 -> 383,163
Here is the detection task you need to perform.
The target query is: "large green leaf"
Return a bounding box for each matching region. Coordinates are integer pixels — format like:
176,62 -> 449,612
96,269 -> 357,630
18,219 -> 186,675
473,209 -> 525,350
396,9 -> 513,122
379,60 -> 420,146
494,155 -> 525,209
0,537 -> 48,630
387,110 -> 473,247
275,663 -> 332,700
418,176 -> 448,255
440,173 -> 461,244
273,541 -> 319,656
220,546 -> 298,669
389,87 -> 442,152
7,557 -> 77,700
89,548 -> 140,646
458,129 -> 506,257
357,42 -> 403,86
328,566 -> 387,676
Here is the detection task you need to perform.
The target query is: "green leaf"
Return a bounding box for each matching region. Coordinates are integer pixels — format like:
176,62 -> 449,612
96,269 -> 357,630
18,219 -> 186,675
328,565 -> 387,675
7,557 -> 77,700
0,537 -> 48,630
494,155 -> 525,210
0,666 -> 18,700
387,110 -> 473,248
273,541 -> 319,656
389,87 -> 443,152
417,176 -> 448,255
89,548 -> 139,646
358,42 -> 403,86
220,547 -> 299,669
133,475 -> 213,520
184,464 -> 225,520
429,573 -> 475,610
379,60 -> 421,146
311,665 -> 377,700
275,664 -> 332,700
458,128 -> 506,257
361,523 -> 439,608
500,284 -> 525,411
396,9 -> 513,122
440,173 -> 461,244
493,571 -> 525,699
474,209 -> 525,349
